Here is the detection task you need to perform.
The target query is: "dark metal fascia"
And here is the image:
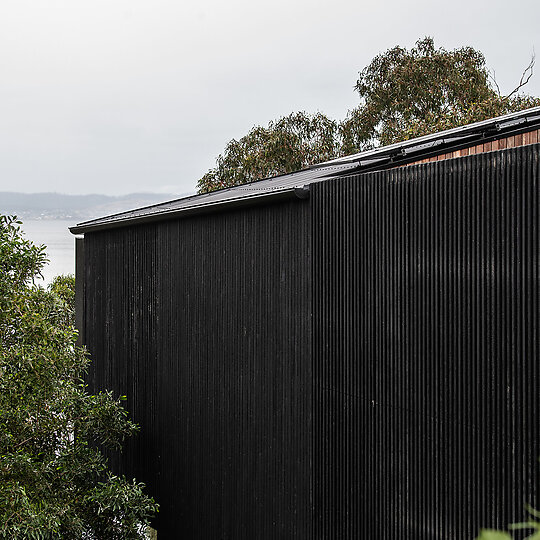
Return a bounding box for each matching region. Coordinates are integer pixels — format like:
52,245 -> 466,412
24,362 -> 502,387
69,187 -> 310,235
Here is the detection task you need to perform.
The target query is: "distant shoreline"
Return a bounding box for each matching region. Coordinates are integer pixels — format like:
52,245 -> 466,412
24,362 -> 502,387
0,191 -> 190,221
18,219 -> 77,284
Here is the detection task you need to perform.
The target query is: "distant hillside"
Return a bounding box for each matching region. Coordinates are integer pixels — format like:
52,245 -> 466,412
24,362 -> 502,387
0,192 -> 189,220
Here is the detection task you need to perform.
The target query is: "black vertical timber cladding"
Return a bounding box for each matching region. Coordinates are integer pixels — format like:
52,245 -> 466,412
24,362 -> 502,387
312,144 -> 540,538
82,143 -> 540,539
83,199 -> 312,539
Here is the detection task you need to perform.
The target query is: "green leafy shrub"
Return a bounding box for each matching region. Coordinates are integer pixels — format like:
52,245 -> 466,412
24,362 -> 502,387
0,215 -> 158,539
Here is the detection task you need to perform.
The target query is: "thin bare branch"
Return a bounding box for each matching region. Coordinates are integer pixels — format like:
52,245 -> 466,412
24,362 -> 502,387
506,53 -> 536,98
489,69 -> 501,96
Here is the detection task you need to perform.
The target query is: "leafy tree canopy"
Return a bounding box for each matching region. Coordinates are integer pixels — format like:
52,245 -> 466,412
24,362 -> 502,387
198,37 -> 540,193
342,37 -> 540,151
197,112 -> 340,193
0,215 -> 158,539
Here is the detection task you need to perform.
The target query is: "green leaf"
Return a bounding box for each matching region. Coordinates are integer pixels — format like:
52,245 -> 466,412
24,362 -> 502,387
476,530 -> 513,540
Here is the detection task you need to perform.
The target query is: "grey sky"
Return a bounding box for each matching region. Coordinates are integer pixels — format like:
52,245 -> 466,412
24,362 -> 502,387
1,0 -> 539,196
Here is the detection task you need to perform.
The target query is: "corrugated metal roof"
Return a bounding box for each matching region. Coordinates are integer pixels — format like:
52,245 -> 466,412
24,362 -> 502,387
71,105 -> 540,234
70,162 -> 358,233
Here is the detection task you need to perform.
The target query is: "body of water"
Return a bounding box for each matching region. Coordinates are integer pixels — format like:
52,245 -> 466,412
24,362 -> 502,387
19,220 -> 78,284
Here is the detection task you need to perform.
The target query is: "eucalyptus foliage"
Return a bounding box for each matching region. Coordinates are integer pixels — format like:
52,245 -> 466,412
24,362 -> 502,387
199,37 -> 540,193
341,37 -> 540,152
197,111 -> 340,193
0,215 -> 158,539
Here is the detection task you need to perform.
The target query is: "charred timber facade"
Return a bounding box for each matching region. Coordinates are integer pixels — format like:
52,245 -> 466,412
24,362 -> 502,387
83,200 -> 312,537
312,146 -> 540,537
79,143 -> 540,538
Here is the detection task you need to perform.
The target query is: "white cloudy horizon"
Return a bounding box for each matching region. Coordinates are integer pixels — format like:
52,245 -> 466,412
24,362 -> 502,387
1,0 -> 539,196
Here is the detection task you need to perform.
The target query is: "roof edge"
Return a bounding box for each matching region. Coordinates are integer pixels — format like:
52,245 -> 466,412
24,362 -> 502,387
316,105 -> 540,168
70,186 -> 309,234
70,106 -> 540,235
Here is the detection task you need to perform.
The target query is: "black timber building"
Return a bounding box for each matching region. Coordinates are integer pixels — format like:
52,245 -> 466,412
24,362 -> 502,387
72,107 -> 540,539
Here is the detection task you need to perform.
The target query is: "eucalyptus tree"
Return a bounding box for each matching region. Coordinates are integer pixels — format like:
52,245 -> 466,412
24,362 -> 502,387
340,37 -> 540,153
197,111 -> 340,193
199,37 -> 540,193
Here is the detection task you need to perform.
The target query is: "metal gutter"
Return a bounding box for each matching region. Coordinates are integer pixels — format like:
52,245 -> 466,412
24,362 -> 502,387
69,186 -> 310,234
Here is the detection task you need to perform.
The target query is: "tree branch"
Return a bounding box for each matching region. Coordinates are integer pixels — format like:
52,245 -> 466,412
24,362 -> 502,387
506,53 -> 536,99
489,69 -> 501,97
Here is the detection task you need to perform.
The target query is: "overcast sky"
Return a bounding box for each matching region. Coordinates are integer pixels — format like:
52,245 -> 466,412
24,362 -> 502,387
1,0 -> 539,196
